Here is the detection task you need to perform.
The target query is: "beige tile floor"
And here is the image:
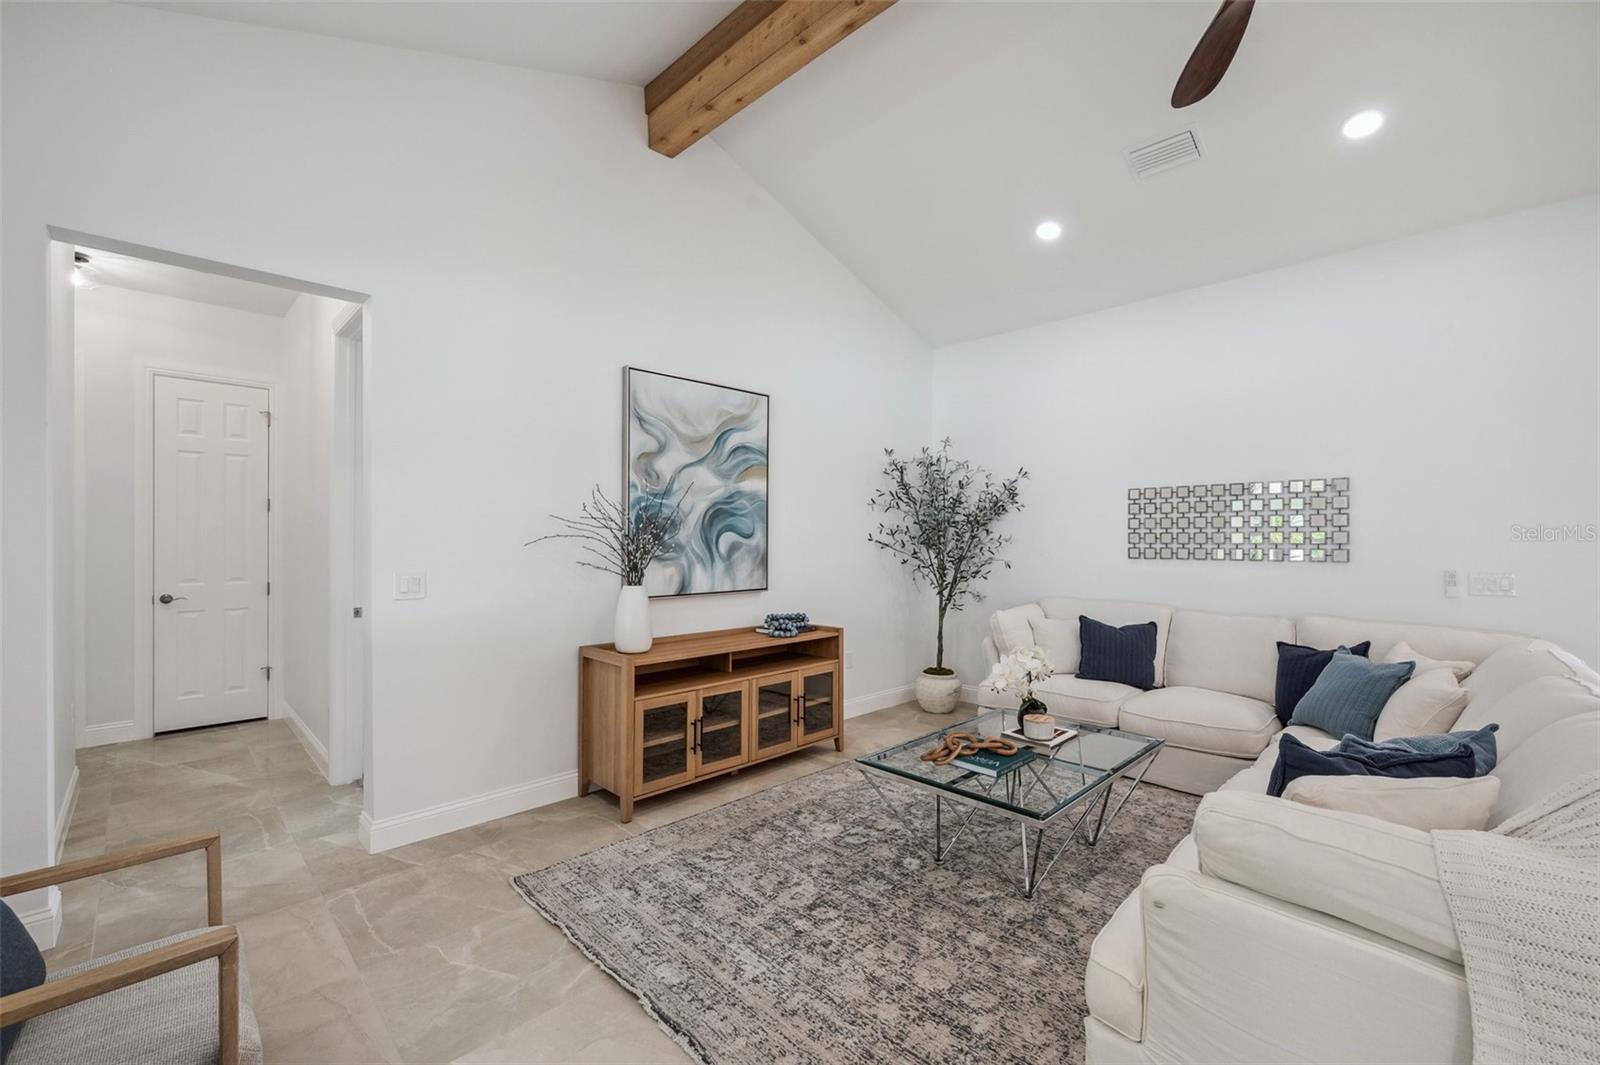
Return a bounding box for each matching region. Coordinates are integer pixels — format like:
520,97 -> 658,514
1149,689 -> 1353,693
47,702 -> 952,1064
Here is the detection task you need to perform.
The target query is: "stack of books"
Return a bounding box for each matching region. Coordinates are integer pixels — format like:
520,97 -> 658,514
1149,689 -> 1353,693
951,746 -> 1038,778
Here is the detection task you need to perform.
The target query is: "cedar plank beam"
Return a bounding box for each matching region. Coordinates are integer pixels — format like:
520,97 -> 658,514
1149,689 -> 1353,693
645,0 -> 895,157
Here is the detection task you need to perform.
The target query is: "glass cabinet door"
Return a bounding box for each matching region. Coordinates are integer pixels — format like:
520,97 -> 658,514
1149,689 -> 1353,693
752,673 -> 797,758
635,693 -> 696,794
798,664 -> 839,742
696,682 -> 748,773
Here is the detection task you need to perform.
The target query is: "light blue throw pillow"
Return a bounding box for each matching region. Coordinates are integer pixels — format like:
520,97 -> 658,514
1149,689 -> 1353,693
1288,649 -> 1415,742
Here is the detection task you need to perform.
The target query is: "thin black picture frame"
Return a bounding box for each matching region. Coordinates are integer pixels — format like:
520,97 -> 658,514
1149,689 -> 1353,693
622,366 -> 770,599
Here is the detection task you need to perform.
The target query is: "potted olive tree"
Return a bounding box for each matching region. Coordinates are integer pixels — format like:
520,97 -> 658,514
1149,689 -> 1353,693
870,440 -> 1026,713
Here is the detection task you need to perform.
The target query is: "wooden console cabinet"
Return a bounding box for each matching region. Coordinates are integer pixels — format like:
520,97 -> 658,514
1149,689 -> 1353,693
578,626 -> 844,822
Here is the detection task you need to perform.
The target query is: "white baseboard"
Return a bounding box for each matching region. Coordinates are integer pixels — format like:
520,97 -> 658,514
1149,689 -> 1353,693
844,683 -> 917,718
360,770 -> 580,854
79,720 -> 142,748
282,700 -> 331,779
15,888 -> 62,950
54,767 -> 80,865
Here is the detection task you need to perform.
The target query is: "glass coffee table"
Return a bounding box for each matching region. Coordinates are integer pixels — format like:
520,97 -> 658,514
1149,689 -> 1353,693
855,709 -> 1165,898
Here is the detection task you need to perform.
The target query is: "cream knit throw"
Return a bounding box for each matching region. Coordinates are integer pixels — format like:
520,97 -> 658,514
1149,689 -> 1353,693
1433,772 -> 1600,1065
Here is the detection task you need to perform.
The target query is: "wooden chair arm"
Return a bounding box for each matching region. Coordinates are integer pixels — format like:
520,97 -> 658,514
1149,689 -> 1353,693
0,831 -> 223,925
0,925 -> 241,1065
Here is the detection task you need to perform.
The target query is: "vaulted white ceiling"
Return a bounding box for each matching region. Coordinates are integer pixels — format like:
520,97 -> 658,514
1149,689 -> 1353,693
138,1 -> 1600,344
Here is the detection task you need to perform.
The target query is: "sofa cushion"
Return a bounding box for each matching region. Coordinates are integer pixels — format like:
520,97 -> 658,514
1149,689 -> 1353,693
1288,650 -> 1414,741
1027,617 -> 1081,673
1192,791 -> 1462,963
1381,640 -> 1476,681
1489,711 -> 1600,826
1038,598 -> 1174,686
1457,672 -> 1599,756
1120,686 -> 1280,759
1274,640 -> 1372,724
1373,669 -> 1471,741
990,603 -> 1046,657
1460,641 -> 1574,718
1283,774 -> 1501,831
1079,617 -> 1158,690
1032,674 -> 1140,727
9,929 -> 263,1065
1085,892 -> 1145,1042
1295,614 -> 1520,666
1166,610 -> 1296,703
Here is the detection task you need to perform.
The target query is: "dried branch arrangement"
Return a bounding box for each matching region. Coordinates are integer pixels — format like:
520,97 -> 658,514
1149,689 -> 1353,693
526,484 -> 686,586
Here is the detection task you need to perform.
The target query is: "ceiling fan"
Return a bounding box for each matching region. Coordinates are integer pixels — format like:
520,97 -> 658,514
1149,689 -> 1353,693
1171,0 -> 1255,108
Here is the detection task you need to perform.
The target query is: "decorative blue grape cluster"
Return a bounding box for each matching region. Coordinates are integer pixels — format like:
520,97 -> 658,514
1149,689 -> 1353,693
763,612 -> 811,638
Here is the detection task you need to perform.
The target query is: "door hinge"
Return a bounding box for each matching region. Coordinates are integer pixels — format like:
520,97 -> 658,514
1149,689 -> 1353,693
266,581 -> 271,595
261,665 -> 272,680
266,497 -> 272,512
261,410 -> 272,428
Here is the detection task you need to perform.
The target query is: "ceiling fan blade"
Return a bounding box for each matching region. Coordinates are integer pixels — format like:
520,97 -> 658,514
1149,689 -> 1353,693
1171,0 -> 1255,108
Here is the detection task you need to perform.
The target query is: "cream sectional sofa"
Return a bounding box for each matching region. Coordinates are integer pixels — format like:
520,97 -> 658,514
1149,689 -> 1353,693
979,598 -> 1600,1064
981,597 -> 1530,794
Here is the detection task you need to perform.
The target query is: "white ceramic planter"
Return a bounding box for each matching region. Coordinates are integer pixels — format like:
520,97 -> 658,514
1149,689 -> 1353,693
915,671 -> 962,714
614,585 -> 653,653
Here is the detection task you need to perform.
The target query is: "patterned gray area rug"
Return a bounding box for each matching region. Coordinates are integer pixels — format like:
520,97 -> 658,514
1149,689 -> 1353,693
512,764 -> 1197,1065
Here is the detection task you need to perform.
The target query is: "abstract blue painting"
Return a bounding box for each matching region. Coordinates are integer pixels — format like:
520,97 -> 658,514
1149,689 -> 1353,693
625,368 -> 769,597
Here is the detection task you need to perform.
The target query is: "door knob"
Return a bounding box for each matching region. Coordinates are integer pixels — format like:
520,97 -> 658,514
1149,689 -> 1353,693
158,593 -> 188,604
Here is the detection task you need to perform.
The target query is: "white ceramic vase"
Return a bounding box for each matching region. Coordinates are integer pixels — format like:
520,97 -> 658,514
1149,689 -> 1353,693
614,585 -> 653,653
915,671 -> 962,714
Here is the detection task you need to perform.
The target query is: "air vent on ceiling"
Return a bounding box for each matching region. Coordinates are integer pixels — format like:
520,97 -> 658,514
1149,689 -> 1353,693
1125,129 -> 1203,180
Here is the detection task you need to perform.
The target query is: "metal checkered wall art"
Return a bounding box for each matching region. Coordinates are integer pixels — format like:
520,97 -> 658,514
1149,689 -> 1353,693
1127,478 -> 1351,562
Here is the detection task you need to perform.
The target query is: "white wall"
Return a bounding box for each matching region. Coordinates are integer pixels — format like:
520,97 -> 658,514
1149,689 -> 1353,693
3,3 -> 931,845
279,292 -> 350,751
75,284 -> 287,739
933,196 -> 1600,681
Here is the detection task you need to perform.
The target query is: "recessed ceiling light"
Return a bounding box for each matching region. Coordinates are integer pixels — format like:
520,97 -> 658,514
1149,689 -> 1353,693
1035,220 -> 1063,242
1341,109 -> 1385,140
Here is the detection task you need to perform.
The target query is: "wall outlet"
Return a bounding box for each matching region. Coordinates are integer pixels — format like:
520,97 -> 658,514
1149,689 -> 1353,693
394,572 -> 427,600
1442,569 -> 1461,599
845,652 -> 855,670
1468,572 -> 1517,597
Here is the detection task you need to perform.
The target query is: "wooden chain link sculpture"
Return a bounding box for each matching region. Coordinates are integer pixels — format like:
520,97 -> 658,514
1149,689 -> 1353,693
919,731 -> 1020,766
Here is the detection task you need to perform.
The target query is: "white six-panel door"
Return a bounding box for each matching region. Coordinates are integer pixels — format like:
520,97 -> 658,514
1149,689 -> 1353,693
153,375 -> 270,732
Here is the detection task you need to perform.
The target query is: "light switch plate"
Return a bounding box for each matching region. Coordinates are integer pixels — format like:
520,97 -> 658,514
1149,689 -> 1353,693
394,572 -> 427,600
1468,572 -> 1516,597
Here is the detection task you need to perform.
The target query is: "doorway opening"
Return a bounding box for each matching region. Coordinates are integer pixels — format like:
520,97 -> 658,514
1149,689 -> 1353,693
56,229 -> 373,830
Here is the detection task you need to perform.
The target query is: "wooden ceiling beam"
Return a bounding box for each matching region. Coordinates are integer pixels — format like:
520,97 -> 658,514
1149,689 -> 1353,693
645,0 -> 895,158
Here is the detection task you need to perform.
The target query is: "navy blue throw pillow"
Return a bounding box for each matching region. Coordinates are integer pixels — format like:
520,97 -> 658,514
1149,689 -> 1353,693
1337,724 -> 1500,777
1,899 -> 46,1061
1267,732 -> 1476,797
1078,616 -> 1158,690
1274,640 -> 1372,724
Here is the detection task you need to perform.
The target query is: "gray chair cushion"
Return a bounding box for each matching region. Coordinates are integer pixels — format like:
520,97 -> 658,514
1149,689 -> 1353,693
8,930 -> 261,1065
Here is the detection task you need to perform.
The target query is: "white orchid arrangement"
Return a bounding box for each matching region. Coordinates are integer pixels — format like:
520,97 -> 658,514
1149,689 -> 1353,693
984,645 -> 1055,709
